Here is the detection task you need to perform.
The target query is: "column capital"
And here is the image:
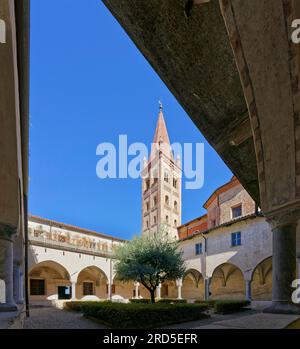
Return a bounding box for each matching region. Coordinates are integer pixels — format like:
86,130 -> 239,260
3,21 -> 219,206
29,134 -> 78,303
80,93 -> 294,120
176,279 -> 183,287
265,206 -> 300,230
0,222 -> 17,241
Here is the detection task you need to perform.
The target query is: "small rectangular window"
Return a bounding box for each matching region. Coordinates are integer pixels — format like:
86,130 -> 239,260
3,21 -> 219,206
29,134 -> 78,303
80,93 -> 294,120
30,279 -> 45,296
232,205 -> 242,218
231,232 -> 242,247
195,243 -> 202,255
83,282 -> 94,296
164,172 -> 169,183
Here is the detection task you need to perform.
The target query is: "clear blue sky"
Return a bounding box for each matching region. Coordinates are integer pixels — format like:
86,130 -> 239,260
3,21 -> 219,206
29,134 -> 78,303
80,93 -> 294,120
29,0 -> 232,240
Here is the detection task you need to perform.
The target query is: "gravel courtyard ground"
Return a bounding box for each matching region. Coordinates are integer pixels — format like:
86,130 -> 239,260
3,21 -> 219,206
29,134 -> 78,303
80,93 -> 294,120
24,306 -> 107,329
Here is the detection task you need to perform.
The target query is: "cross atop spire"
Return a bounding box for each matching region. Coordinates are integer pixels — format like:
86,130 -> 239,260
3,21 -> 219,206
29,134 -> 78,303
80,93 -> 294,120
159,100 -> 163,112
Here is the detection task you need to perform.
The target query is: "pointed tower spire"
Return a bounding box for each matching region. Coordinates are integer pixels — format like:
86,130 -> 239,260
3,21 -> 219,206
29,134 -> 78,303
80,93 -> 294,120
151,102 -> 173,160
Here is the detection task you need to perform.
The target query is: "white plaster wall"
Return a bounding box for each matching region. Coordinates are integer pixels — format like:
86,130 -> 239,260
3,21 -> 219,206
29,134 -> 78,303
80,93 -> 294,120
29,245 -> 111,282
181,217 -> 272,280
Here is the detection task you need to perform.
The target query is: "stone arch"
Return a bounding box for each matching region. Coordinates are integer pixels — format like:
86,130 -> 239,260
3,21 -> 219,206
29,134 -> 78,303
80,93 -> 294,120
182,269 -> 204,300
29,260 -> 71,279
251,256 -> 272,300
29,261 -> 71,302
210,263 -> 245,300
76,266 -> 108,300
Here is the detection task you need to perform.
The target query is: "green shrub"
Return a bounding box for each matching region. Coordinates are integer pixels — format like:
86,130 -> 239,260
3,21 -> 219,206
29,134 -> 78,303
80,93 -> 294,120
64,301 -> 88,311
65,301 -> 111,312
194,300 -> 216,308
157,298 -> 187,304
65,301 -> 209,329
129,299 -> 151,304
214,300 -> 250,314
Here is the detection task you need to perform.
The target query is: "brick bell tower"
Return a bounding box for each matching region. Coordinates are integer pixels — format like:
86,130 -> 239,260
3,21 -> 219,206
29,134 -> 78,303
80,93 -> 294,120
141,103 -> 182,239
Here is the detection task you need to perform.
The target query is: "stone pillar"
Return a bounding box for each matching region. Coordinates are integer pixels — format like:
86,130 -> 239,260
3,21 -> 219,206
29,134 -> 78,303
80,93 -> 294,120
134,282 -> 140,299
156,283 -> 161,299
204,277 -> 211,301
0,234 -> 18,311
19,272 -> 24,304
245,280 -> 252,302
71,281 -> 76,300
264,215 -> 300,314
13,262 -> 23,304
107,282 -> 112,301
176,279 -> 182,300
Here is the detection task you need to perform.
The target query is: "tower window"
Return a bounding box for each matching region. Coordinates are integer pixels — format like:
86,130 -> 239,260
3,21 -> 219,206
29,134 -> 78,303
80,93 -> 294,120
164,172 -> 169,183
174,201 -> 178,211
153,216 -> 157,225
174,219 -> 177,227
145,178 -> 150,191
146,202 -> 150,212
146,220 -> 149,229
166,215 -> 169,224
153,196 -> 157,206
165,195 -> 169,205
173,178 -> 178,188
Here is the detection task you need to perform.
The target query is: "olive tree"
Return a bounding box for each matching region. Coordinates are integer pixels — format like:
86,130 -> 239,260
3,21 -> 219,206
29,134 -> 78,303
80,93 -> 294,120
113,228 -> 186,303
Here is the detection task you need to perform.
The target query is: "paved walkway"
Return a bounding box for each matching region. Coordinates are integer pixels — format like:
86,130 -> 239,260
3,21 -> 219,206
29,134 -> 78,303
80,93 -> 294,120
24,305 -> 300,330
164,309 -> 258,329
196,313 -> 300,329
164,309 -> 300,329
24,305 -> 106,329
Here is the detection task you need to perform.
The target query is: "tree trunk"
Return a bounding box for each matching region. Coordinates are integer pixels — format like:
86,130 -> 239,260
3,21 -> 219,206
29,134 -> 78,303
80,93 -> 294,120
150,289 -> 156,304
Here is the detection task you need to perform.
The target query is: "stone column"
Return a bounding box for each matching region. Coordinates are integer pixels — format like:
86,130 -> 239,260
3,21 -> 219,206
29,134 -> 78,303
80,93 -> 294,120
204,277 -> 211,301
0,232 -> 18,311
71,281 -> 76,300
19,272 -> 24,304
13,262 -> 23,304
245,280 -> 252,302
134,282 -> 140,299
264,214 -> 300,314
176,279 -> 182,300
156,283 -> 161,299
107,282 -> 112,301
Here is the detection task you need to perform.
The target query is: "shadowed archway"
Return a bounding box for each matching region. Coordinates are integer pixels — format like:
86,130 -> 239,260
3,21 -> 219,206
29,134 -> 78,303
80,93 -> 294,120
29,261 -> 71,301
251,257 -> 272,301
76,266 -> 108,300
182,269 -> 204,300
210,263 -> 245,300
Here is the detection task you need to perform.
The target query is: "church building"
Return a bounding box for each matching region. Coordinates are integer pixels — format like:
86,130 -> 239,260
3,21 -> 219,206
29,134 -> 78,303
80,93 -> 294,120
141,104 -> 181,239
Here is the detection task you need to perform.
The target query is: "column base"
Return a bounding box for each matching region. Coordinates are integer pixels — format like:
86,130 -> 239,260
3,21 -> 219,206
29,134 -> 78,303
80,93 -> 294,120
0,302 -> 18,312
263,302 -> 300,315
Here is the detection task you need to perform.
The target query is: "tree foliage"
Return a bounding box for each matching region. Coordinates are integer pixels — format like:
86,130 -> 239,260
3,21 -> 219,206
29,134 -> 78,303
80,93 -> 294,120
113,228 -> 186,303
